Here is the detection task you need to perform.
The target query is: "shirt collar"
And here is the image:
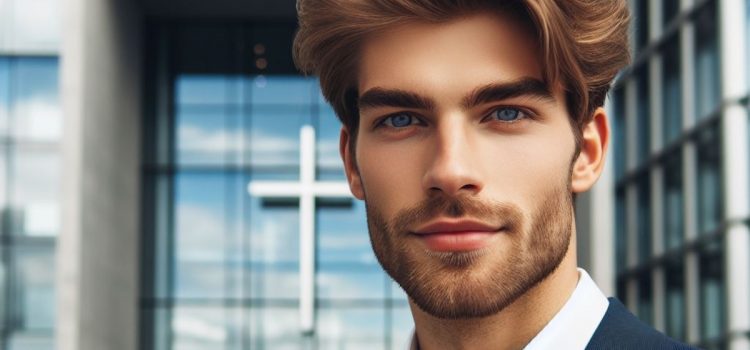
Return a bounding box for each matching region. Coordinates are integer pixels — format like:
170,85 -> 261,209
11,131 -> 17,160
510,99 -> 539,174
407,268 -> 609,350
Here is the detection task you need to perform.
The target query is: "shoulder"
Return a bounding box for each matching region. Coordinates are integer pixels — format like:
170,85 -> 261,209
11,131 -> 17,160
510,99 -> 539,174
585,298 -> 701,350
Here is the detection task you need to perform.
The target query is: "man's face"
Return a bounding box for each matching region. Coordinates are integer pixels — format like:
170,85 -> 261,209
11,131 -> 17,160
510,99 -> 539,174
348,13 -> 578,319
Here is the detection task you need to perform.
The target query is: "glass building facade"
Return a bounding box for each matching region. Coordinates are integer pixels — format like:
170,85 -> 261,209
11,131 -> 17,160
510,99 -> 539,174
139,23 -> 413,349
0,0 -> 61,349
3,0 -> 750,349
611,0 -> 747,349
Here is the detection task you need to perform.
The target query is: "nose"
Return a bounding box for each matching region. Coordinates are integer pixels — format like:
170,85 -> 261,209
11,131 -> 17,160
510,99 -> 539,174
422,119 -> 484,197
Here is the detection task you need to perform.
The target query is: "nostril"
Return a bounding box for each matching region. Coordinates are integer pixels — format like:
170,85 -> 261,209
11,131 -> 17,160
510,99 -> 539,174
459,184 -> 480,192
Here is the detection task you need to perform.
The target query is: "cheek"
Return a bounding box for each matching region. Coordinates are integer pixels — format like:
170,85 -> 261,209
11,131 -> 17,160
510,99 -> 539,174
481,132 -> 573,199
356,139 -> 425,215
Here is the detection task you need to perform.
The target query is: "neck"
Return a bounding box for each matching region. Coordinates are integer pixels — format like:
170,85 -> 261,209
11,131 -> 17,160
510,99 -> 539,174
409,234 -> 579,350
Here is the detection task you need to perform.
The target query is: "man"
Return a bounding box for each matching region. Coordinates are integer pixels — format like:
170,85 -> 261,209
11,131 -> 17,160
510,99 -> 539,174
294,1 -> 697,349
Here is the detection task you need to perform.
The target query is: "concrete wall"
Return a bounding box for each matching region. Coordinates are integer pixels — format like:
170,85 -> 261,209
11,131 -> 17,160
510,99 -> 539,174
58,0 -> 143,349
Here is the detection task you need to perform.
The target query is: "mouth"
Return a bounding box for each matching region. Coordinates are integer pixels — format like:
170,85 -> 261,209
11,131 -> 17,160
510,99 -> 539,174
411,218 -> 503,252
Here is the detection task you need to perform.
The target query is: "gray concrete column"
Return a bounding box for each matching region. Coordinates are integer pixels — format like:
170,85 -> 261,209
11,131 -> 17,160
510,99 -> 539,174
718,0 -> 750,349
57,0 -> 143,349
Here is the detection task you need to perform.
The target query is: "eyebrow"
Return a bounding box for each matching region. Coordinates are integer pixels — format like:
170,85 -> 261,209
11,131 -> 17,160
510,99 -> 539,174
358,88 -> 436,111
357,77 -> 554,112
461,78 -> 554,109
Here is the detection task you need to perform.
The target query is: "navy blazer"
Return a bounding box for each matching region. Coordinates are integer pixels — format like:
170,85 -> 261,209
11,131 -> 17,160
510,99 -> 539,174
585,298 -> 701,349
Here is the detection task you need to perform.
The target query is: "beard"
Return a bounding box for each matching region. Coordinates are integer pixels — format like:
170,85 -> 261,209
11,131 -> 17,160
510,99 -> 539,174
364,179 -> 573,319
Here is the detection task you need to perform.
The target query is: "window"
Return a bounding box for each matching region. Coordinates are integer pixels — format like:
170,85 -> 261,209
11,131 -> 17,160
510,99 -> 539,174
0,56 -> 60,350
663,0 -> 680,28
613,87 -> 627,180
615,189 -> 627,272
638,272 -> 653,326
664,257 -> 685,340
699,238 -> 725,342
662,37 -> 682,145
663,153 -> 683,251
142,23 -> 413,349
696,125 -> 722,235
636,66 -> 651,165
637,176 -> 652,263
694,2 -> 720,119
635,0 -> 651,53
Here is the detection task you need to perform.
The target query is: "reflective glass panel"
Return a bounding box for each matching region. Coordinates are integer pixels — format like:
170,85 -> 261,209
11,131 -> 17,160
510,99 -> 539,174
175,106 -> 242,166
699,239 -> 725,340
637,176 -> 652,263
10,57 -> 61,141
317,106 -> 345,181
613,88 -> 626,180
663,153 -> 684,250
662,37 -> 682,145
4,0 -> 61,52
175,75 -> 241,106
247,194 -> 300,300
635,0 -> 650,52
11,148 -> 60,237
248,307 -> 306,350
694,2 -> 720,119
247,106 -> 305,174
171,305 -> 240,350
638,273 -> 653,326
665,257 -> 685,340
250,76 -> 315,106
317,200 -> 386,300
316,307 -> 385,350
663,0 -> 680,27
7,334 -> 54,350
615,189 -> 627,272
13,246 -> 55,330
696,126 -> 722,234
0,57 -> 9,135
173,172 -> 242,299
391,307 -> 415,350
636,67 -> 651,164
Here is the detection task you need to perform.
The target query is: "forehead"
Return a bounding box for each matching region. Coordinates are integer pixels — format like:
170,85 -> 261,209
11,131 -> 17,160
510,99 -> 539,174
357,13 -> 543,96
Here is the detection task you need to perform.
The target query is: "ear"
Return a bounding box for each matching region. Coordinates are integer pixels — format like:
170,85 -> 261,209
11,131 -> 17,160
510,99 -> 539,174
571,107 -> 610,193
340,127 -> 365,200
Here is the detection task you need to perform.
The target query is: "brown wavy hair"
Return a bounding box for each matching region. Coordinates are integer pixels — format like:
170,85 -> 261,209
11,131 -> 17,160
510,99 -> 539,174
293,0 -> 631,151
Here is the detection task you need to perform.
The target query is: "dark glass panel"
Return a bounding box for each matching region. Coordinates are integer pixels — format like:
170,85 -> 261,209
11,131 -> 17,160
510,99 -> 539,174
615,189 -> 627,272
663,153 -> 684,250
696,125 -> 722,234
638,272 -> 653,326
636,66 -> 651,164
635,0 -> 651,52
662,37 -> 682,145
699,238 -> 725,341
637,176 -> 652,263
694,2 -> 721,119
663,0 -> 680,27
613,87 -> 627,180
665,257 -> 686,340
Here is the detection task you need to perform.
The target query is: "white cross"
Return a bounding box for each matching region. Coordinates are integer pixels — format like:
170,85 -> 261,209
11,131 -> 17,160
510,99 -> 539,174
247,125 -> 352,334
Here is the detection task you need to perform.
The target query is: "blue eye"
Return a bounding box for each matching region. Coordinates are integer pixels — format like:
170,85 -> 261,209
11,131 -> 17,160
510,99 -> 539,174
383,114 -> 417,128
490,107 -> 524,122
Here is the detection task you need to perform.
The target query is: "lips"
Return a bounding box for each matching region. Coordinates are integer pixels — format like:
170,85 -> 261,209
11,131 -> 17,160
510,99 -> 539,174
412,219 -> 502,252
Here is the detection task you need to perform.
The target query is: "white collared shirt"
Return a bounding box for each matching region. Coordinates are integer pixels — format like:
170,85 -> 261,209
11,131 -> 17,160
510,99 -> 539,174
407,268 -> 609,350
